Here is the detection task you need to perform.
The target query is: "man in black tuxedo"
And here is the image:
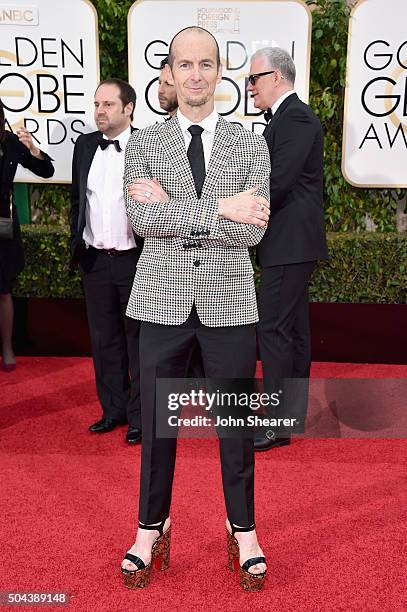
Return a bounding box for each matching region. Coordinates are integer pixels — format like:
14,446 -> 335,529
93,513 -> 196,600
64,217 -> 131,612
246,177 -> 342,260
247,48 -> 328,451
70,78 -> 142,444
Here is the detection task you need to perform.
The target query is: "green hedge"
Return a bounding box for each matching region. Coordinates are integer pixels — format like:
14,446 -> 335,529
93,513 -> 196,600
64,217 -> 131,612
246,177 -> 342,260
309,233 -> 407,303
14,226 -> 407,304
16,226 -> 82,299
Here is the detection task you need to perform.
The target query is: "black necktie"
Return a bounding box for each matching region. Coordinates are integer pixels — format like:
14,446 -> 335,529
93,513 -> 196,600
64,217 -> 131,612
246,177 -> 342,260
264,108 -> 273,123
187,125 -> 205,198
99,139 -> 122,152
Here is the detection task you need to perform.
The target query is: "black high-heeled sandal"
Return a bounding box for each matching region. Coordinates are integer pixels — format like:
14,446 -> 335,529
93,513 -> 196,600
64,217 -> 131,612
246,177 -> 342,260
226,523 -> 267,592
121,518 -> 171,589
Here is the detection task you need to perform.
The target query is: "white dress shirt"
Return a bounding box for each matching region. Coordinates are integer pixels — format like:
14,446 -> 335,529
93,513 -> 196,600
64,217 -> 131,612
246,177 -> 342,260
83,126 -> 136,250
271,89 -> 296,115
177,108 -> 219,171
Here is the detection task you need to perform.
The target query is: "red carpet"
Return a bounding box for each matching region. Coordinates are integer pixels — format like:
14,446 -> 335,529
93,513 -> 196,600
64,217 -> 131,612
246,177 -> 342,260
0,358 -> 406,611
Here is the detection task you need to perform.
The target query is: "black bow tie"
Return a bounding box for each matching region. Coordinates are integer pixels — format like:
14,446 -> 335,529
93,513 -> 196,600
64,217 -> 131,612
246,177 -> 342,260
99,139 -> 122,152
264,108 -> 273,123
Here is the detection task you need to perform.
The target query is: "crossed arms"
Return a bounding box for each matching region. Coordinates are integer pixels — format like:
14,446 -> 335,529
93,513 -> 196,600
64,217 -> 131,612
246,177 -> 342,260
124,132 -> 271,248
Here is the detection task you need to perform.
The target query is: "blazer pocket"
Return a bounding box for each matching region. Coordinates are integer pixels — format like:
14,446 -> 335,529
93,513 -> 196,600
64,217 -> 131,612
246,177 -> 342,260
136,252 -> 168,280
222,256 -> 254,277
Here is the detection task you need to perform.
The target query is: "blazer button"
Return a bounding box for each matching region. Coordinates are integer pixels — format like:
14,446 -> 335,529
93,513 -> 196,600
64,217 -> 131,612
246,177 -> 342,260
193,260 -> 201,267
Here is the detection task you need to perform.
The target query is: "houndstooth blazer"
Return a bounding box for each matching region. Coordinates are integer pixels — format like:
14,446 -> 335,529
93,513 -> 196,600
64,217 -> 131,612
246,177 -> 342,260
124,114 -> 270,327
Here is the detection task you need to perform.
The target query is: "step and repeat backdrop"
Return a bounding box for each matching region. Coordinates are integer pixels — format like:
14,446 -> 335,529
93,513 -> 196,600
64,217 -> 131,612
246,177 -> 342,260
127,0 -> 311,132
0,0 -> 406,187
342,0 -> 407,188
0,0 -> 99,182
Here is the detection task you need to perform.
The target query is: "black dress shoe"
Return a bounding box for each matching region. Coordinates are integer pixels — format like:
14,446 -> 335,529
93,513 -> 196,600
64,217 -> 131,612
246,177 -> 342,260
126,426 -> 142,444
88,418 -> 123,433
254,433 -> 291,452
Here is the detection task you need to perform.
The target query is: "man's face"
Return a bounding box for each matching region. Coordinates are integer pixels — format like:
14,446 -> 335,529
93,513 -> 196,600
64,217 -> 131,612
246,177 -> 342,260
94,83 -> 132,137
158,65 -> 178,115
247,55 -> 278,111
169,31 -> 222,109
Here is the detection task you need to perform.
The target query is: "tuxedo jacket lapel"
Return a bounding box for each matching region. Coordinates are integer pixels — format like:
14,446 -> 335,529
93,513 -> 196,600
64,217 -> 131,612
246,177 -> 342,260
77,132 -> 100,230
263,93 -> 298,147
80,133 -> 99,192
271,93 -> 298,130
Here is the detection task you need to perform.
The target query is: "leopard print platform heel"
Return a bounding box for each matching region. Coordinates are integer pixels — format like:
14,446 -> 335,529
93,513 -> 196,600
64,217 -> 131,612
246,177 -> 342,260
121,518 -> 171,589
226,523 -> 267,592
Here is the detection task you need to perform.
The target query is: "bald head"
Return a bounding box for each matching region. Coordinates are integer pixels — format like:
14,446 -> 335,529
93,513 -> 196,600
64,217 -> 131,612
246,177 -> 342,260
165,25 -> 222,119
168,26 -> 221,68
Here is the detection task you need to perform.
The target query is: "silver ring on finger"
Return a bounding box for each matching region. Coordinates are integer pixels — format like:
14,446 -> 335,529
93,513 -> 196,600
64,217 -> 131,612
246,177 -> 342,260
144,191 -> 151,199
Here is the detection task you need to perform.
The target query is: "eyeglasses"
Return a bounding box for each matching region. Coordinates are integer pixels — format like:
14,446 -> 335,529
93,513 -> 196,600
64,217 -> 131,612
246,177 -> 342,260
248,70 -> 276,86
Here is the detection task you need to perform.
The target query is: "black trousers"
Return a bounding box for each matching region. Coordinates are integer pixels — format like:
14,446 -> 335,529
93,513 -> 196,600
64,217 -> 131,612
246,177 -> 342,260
257,262 -> 316,380
138,307 -> 256,527
80,247 -> 141,428
257,263 -> 315,434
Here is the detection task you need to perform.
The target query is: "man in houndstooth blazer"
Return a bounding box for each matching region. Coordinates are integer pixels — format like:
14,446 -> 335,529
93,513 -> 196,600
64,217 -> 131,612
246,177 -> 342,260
121,26 -> 270,587
124,113 -> 270,327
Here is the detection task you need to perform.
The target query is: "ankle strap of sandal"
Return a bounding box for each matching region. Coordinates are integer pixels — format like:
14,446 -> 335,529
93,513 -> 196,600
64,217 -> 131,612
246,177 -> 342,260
230,523 -> 255,536
138,517 -> 167,536
241,556 -> 267,573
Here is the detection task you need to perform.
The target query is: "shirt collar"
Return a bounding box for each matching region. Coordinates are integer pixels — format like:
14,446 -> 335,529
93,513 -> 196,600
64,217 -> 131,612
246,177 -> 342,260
177,108 -> 219,135
102,125 -> 131,148
271,90 -> 296,115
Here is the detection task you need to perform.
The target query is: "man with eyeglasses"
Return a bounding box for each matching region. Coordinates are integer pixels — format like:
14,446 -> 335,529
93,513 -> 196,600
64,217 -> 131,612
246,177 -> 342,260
247,47 -> 328,451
